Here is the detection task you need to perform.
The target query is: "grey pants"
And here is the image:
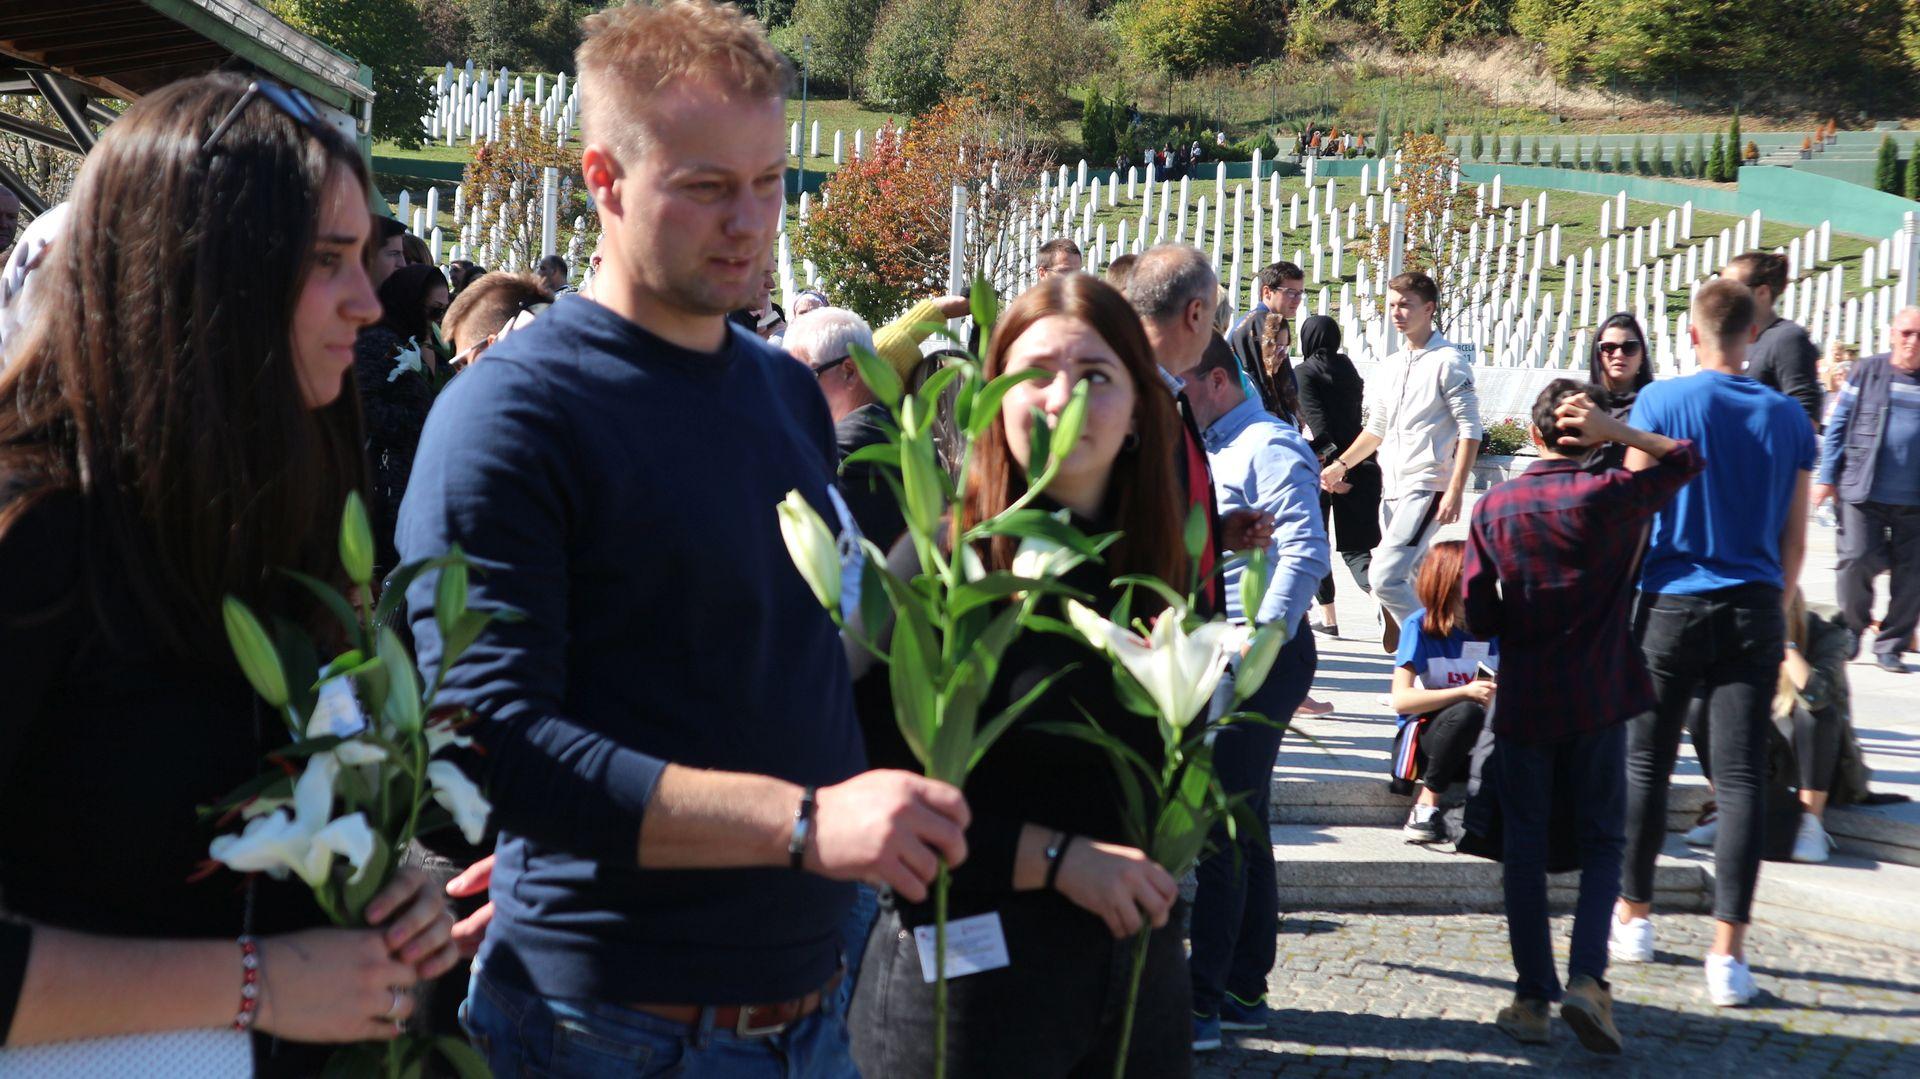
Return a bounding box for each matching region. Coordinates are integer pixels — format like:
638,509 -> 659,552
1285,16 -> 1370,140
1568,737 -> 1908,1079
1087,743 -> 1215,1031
1371,489 -> 1444,627
1837,499 -> 1920,657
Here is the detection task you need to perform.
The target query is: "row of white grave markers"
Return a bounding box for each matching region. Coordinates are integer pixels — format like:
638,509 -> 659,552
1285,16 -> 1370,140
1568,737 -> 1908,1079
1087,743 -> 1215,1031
920,155 -> 1920,377
393,165 -> 605,280
429,63 -> 579,148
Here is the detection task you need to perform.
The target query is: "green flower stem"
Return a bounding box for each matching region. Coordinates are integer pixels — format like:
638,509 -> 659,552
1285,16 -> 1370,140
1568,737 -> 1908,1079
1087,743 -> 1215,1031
1110,925 -> 1152,1079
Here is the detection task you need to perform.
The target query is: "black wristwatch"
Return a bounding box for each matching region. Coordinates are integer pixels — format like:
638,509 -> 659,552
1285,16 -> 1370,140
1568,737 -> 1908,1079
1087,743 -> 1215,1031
788,786 -> 818,871
1044,831 -> 1073,892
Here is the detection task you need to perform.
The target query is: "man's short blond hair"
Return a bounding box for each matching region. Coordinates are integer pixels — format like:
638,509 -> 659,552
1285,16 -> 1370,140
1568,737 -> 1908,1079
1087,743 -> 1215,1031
577,1 -> 791,162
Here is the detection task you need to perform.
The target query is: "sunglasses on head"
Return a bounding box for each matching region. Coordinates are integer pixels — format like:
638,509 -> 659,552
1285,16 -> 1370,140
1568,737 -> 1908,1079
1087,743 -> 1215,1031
202,81 -> 332,155
1598,340 -> 1643,357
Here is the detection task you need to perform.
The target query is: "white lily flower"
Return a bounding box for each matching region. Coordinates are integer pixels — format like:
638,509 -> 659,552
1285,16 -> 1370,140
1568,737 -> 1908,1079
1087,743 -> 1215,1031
427,760 -> 491,845
210,755 -> 375,887
1010,536 -> 1063,581
388,337 -> 425,382
424,724 -> 474,756
1066,600 -> 1249,730
776,489 -> 841,612
307,677 -> 369,740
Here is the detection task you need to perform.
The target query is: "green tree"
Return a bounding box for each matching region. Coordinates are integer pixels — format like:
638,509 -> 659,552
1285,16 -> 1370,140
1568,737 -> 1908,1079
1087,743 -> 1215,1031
1695,134 -> 1708,178
1113,0 -> 1258,76
1728,108 -> 1742,174
458,0 -> 582,73
1906,153 -> 1920,202
270,0 -> 434,148
946,0 -> 1096,113
1676,138 -> 1692,178
1550,140 -> 1563,168
1631,136 -> 1644,175
1710,133 -> 1728,182
782,0 -> 886,92
1611,145 -> 1624,173
1878,135 -> 1903,193
1376,102 -> 1390,157
1492,132 -> 1504,161
860,0 -> 959,113
1651,139 -> 1667,176
1082,87 -> 1114,161
1469,130 -> 1483,160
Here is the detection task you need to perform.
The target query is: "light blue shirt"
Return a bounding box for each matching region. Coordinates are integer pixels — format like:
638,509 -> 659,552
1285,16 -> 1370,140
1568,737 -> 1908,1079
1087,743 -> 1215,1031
1202,395 -> 1331,631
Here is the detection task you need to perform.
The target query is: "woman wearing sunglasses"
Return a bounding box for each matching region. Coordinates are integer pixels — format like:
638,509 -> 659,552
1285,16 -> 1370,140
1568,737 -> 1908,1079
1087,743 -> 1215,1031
0,75 -> 456,1073
1587,313 -> 1655,470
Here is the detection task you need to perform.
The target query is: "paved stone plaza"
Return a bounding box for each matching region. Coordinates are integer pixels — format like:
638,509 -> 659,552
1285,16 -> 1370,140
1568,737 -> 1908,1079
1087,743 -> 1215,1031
1198,911 -> 1920,1076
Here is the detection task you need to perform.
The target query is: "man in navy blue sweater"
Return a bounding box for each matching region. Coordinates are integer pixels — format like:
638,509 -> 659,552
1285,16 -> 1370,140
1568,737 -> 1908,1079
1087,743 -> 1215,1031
398,4 -> 968,1074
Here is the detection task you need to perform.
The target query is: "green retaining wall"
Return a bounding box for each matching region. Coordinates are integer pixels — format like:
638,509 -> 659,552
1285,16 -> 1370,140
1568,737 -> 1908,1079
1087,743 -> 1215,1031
1734,166 -> 1920,238
1457,164 -> 1740,214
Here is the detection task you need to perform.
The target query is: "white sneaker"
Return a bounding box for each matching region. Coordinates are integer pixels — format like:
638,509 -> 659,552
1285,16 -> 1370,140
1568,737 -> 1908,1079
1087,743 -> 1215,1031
1609,916 -> 1654,963
1684,818 -> 1718,847
1792,814 -> 1833,863
1706,952 -> 1757,1006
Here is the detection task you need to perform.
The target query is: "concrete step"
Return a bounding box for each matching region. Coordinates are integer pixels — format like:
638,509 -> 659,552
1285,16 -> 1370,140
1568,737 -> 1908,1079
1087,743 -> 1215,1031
1823,800 -> 1920,868
1664,836 -> 1920,952
1270,773 -> 1711,833
1269,824 -> 1708,913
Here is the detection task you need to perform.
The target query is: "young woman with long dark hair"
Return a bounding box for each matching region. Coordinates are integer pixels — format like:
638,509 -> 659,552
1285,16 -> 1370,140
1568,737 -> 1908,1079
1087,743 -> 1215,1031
1586,313 -> 1654,470
0,73 -> 456,1072
850,274 -> 1196,1077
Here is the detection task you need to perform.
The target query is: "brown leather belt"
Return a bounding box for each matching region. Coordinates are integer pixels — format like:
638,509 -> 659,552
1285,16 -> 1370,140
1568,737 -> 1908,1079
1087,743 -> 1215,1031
625,968 -> 844,1038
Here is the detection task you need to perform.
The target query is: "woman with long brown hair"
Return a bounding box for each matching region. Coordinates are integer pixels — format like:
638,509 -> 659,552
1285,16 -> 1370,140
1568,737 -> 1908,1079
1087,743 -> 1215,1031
1387,540 -> 1500,842
0,74 -> 456,1072
850,274 -> 1195,1076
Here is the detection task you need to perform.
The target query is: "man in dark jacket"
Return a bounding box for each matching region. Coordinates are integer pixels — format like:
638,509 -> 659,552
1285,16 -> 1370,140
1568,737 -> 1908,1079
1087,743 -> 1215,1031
1228,261 -> 1305,419
1815,305 -> 1920,673
785,305 -> 906,549
1725,252 -> 1822,429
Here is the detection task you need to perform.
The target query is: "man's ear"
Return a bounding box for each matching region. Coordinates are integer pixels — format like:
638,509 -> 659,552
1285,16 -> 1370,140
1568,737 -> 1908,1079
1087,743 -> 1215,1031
1529,424 -> 1549,450
581,143 -> 624,217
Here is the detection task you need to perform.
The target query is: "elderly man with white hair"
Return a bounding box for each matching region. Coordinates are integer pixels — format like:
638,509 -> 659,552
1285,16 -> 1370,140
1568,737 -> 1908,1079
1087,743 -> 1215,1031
786,306 -> 904,547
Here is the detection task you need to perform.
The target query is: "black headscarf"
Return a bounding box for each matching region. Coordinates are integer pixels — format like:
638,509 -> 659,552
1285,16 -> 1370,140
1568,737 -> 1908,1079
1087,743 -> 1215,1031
1299,314 -> 1341,361
376,263 -> 450,344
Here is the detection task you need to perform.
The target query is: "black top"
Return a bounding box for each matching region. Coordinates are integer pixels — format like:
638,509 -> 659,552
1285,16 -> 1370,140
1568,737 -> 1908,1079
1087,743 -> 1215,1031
835,403 -> 907,548
1295,348 -> 1366,465
353,325 -> 437,578
1746,316 -> 1823,430
857,551 -> 1164,926
0,488 -> 325,1072
397,295 -> 864,1004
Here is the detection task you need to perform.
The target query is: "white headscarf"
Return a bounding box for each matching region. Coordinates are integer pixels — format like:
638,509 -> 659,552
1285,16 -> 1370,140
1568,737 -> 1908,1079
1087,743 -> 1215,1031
0,201 -> 70,371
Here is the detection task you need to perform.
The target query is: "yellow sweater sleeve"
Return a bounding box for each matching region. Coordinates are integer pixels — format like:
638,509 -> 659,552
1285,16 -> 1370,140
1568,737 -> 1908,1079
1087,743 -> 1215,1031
873,298 -> 949,381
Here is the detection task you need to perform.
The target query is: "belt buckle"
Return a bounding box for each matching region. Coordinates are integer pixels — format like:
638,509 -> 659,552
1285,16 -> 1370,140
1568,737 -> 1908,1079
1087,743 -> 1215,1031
734,1004 -> 792,1039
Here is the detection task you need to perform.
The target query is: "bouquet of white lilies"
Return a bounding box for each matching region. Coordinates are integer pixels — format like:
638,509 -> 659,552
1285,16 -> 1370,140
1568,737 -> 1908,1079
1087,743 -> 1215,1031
206,492 -> 501,1079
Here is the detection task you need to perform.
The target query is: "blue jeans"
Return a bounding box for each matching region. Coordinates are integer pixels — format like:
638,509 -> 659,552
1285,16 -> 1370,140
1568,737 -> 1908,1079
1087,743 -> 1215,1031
1188,622 -> 1317,1017
462,966 -> 859,1078
831,884 -> 879,1016
1496,723 -> 1627,1003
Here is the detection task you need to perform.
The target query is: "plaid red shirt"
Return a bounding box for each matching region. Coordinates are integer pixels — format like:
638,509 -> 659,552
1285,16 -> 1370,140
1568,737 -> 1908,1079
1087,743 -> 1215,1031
1462,441 -> 1703,742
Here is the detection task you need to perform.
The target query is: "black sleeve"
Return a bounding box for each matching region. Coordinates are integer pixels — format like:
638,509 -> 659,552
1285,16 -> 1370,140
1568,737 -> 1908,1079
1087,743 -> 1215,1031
1295,361 -> 1337,460
1777,333 -> 1825,430
0,919 -> 27,1046
0,492 -> 84,1041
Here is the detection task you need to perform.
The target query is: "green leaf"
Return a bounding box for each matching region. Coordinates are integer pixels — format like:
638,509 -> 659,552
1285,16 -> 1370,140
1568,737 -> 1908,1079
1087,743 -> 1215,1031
316,649 -> 372,684
223,597 -> 289,709
377,626 -> 423,735
281,569 -> 364,647
375,556 -> 439,630
840,442 -> 902,473
1184,501 -> 1209,564
441,610 -> 493,670
435,556 -> 470,646
930,707 -> 972,788
1110,574 -> 1188,613
969,275 -> 998,335
342,831 -> 392,923
435,1037 -> 494,1079
1238,547 -> 1271,627
967,508 -> 1106,557
273,616 -> 320,723
858,556 -> 895,657
850,341 -> 903,411
898,419 -> 946,537
915,361 -> 966,410
339,491 -> 375,588
877,572 -> 940,770
965,368 -> 1049,441
1037,380 -> 1091,487
969,663 -> 1077,771
949,572 -> 1086,620
1025,404 -> 1052,479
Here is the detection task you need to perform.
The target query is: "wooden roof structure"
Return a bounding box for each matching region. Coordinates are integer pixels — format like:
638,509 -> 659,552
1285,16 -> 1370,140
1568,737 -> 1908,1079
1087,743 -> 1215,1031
0,0 -> 374,212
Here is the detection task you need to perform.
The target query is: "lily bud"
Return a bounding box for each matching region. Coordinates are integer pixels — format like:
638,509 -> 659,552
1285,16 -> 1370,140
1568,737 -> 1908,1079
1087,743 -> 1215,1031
223,597 -> 289,709
777,489 -> 841,613
339,492 -> 375,588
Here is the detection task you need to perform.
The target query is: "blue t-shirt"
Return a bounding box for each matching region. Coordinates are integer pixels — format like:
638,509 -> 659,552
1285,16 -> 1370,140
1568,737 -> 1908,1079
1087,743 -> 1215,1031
1630,370 -> 1815,595
1394,606 -> 1499,727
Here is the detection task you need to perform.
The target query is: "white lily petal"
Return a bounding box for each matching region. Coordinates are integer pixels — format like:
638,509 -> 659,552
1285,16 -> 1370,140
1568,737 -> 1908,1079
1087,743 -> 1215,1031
313,812 -> 379,885
209,810 -> 305,881
306,677 -> 369,740
424,725 -> 475,756
327,740 -> 389,767
427,760 -> 492,845
290,753 -> 340,829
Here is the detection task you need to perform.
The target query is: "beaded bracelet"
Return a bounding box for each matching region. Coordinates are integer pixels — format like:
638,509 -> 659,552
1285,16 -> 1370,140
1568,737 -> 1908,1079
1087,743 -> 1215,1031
232,935 -> 261,1032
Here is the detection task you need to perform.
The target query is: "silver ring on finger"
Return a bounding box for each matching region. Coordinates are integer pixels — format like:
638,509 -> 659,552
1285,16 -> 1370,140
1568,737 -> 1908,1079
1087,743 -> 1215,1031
383,987 -> 406,1022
